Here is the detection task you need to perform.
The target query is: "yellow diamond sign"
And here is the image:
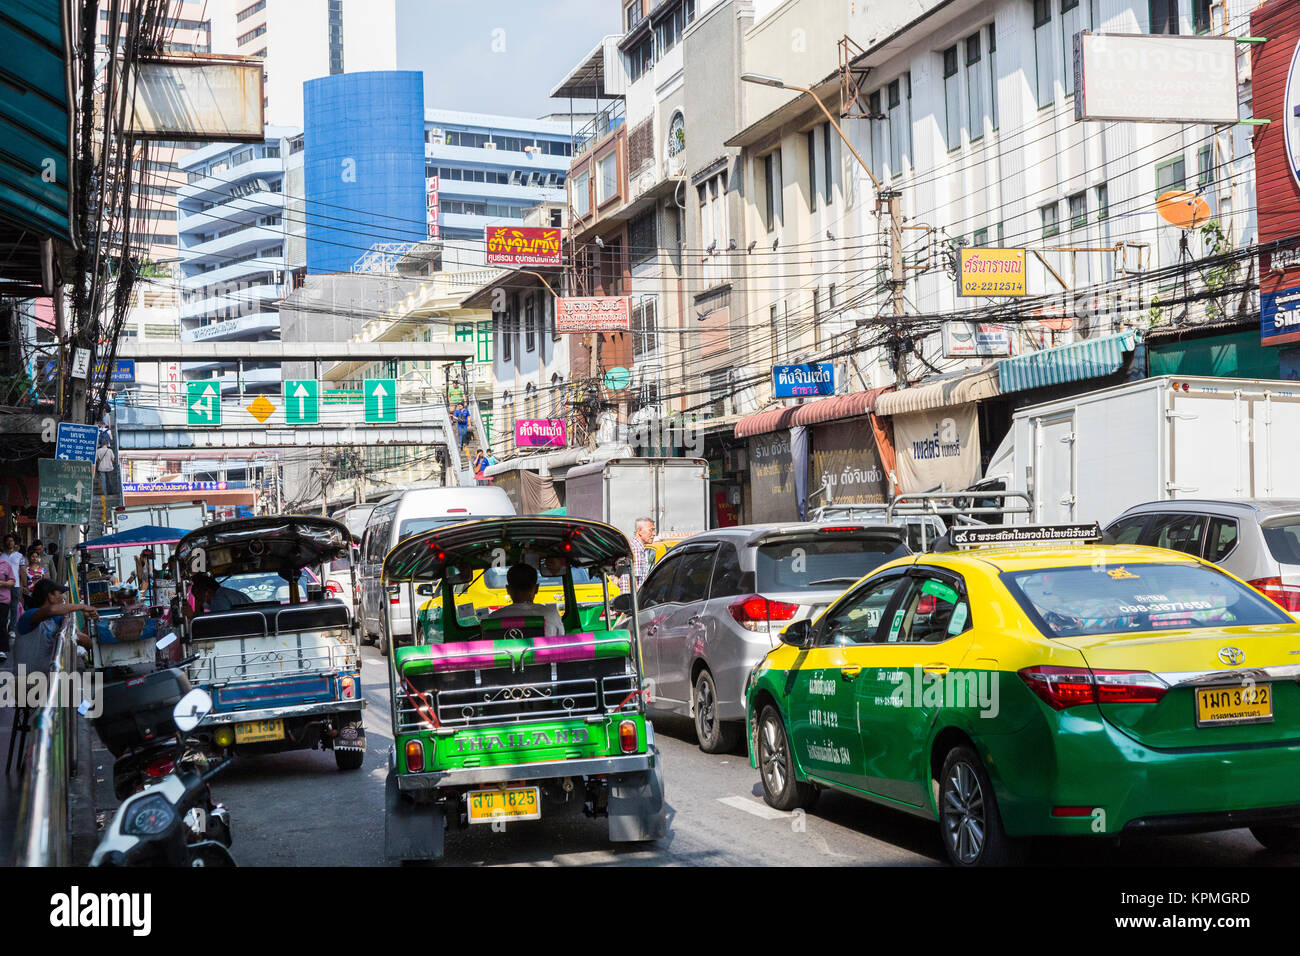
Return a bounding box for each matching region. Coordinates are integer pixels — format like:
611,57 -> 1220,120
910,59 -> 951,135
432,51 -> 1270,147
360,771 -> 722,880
247,395 -> 276,423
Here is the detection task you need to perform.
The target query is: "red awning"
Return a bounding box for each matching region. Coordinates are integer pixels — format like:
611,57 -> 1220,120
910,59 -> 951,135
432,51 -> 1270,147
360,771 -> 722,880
734,386 -> 893,438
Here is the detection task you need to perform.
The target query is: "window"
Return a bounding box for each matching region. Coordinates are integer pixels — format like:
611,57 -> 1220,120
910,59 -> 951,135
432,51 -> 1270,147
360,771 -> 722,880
1033,0 -> 1053,107
631,296 -> 657,356
625,0 -> 645,31
1041,201 -> 1059,238
1097,182 -> 1109,219
1156,156 -> 1186,193
709,545 -> 747,598
1060,0 -> 1087,95
499,309 -> 513,362
627,34 -> 654,81
756,535 -> 909,594
943,46 -> 961,150
966,33 -> 985,141
1198,144 -> 1214,188
888,573 -> 972,644
823,123 -> 833,205
629,210 -> 656,268
596,151 -> 618,204
1193,0 -> 1212,33
639,554 -> 681,609
828,283 -> 837,309
973,226 -> 989,246
236,1 -> 265,22
762,152 -> 779,232
1149,0 -> 1179,34
806,129 -> 818,212
1068,191 -> 1087,228
988,26 -> 999,129
1144,513 -> 1208,556
1105,515 -> 1149,544
237,24 -> 266,45
868,90 -> 884,170
817,572 -> 907,645
708,368 -> 730,417
667,548 -> 716,604
887,77 -> 910,173
573,170 -> 591,217
525,294 -> 536,352
1206,518 -> 1239,563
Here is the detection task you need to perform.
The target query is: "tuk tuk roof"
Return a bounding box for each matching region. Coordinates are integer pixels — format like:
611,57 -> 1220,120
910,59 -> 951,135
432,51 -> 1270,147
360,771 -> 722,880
383,515 -> 631,583
174,515 -> 352,578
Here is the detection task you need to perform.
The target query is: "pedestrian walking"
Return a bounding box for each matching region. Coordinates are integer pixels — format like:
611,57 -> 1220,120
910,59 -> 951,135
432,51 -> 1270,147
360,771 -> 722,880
0,552 -> 15,663
2,534 -> 25,642
472,450 -> 489,484
96,439 -> 116,497
453,402 -> 471,450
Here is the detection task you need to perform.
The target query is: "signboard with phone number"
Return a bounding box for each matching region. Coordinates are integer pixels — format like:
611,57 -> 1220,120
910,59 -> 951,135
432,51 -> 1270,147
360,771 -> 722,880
958,247 -> 1026,297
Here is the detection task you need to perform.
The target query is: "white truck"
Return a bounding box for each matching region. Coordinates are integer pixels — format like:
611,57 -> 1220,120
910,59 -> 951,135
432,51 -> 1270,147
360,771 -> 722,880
984,375 -> 1300,527
564,457 -> 711,542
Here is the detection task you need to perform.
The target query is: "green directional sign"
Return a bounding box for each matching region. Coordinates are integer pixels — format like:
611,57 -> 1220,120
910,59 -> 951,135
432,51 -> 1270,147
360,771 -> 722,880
364,378 -> 397,424
284,378 -> 320,425
38,459 -> 93,526
187,380 -> 222,427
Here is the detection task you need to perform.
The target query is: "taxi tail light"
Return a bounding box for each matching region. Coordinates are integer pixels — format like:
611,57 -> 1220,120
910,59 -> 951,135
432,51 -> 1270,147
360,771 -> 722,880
728,595 -> 800,632
144,755 -> 175,778
618,720 -> 638,754
404,739 -> 425,773
1248,577 -> 1300,611
1018,666 -> 1167,710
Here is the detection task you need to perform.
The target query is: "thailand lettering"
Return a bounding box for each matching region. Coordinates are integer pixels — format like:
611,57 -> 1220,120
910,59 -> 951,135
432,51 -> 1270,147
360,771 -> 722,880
456,727 -> 590,753
912,418 -> 963,461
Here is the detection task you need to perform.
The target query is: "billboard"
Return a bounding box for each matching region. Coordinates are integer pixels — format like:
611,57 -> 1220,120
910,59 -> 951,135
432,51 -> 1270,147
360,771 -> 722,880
125,57 -> 265,141
515,419 -> 567,448
427,176 -> 440,241
1073,33 -> 1239,124
1253,0 -> 1300,346
556,296 -> 631,333
958,247 -> 1026,297
485,226 -> 562,267
772,363 -> 835,397
942,321 -> 1012,358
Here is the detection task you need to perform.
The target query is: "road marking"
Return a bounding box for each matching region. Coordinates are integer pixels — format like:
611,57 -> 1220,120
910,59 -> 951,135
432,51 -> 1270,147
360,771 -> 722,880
717,795 -> 789,820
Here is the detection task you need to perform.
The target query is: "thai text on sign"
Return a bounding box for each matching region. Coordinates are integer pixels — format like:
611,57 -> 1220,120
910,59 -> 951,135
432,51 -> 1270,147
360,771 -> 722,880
515,419 -> 567,447
485,226 -> 562,266
958,248 -> 1026,297
556,296 -> 631,333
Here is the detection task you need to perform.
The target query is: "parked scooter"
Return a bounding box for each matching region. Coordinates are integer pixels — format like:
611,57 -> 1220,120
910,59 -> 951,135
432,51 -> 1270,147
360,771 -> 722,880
91,689 -> 236,867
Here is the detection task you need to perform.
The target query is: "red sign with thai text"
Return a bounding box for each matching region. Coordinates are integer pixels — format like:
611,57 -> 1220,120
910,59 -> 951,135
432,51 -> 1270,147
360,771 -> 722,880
485,226 -> 561,266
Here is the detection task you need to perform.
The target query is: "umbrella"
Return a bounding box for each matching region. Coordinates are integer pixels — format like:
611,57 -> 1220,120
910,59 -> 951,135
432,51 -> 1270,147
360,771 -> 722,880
78,525 -> 193,551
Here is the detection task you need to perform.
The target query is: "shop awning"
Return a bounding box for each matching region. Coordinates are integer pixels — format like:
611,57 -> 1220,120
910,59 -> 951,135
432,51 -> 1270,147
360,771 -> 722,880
875,364 -> 1001,417
998,331 -> 1139,394
734,386 -> 893,438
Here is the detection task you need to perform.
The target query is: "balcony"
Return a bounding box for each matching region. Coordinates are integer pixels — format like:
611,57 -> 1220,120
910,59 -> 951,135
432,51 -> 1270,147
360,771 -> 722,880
180,224 -> 284,262
177,189 -> 283,233
573,100 -> 625,159
181,256 -> 285,292
180,282 -> 283,322
181,312 -> 281,343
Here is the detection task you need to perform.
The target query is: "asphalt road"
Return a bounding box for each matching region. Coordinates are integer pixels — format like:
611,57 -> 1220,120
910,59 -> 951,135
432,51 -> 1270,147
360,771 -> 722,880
202,646 -> 1294,867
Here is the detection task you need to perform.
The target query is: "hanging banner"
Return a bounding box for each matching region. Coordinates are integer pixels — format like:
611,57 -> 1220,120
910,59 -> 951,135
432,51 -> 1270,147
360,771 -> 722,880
810,419 -> 888,505
515,419 -> 567,447
427,176 -> 441,241
556,296 -> 631,333
485,226 -> 562,266
747,434 -> 799,524
891,405 -> 982,493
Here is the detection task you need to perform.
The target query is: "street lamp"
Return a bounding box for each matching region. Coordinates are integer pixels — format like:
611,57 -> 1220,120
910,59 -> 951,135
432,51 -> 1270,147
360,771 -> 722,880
739,72 -> 880,191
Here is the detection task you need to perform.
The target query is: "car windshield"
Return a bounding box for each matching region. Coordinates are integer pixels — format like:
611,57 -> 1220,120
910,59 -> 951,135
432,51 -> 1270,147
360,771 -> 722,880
1002,562 -> 1292,638
756,536 -> 908,591
1262,517 -> 1300,565
480,566 -> 602,589
219,570 -> 314,604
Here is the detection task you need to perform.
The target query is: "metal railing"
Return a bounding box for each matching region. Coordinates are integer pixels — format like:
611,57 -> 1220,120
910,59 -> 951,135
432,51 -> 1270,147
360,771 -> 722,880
189,631 -> 356,685
12,600 -> 78,866
885,490 -> 1034,527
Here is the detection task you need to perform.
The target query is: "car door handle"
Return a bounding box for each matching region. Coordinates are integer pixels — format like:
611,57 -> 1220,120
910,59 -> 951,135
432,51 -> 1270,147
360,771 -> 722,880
688,615 -> 702,625
923,662 -> 950,675
840,666 -> 862,681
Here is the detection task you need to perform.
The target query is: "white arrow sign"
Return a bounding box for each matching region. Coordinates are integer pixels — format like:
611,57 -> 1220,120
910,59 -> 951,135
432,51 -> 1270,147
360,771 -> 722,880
372,382 -> 388,418
191,384 -> 217,419
293,383 -> 309,418
71,481 -> 84,502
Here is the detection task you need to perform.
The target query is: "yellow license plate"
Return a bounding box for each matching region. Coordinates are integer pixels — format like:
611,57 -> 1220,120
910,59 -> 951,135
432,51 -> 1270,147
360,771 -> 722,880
234,719 -> 285,743
1195,684 -> 1273,727
467,786 -> 541,824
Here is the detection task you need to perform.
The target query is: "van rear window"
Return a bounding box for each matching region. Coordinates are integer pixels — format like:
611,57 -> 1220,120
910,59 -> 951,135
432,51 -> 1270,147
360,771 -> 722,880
399,515 -> 485,539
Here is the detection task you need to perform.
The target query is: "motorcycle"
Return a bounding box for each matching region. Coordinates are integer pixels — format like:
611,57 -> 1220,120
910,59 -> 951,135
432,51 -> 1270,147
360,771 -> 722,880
91,688 -> 237,867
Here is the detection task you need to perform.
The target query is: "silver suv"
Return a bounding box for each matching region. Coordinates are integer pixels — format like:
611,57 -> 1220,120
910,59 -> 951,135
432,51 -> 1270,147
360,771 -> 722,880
633,522 -> 909,753
1104,499 -> 1300,612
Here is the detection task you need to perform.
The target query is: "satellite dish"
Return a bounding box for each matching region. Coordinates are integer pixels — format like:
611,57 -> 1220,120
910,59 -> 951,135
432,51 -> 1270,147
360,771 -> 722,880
1156,190 -> 1212,230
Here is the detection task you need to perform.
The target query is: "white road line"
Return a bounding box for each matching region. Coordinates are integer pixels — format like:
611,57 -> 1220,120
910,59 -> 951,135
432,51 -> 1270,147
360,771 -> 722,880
717,795 -> 789,820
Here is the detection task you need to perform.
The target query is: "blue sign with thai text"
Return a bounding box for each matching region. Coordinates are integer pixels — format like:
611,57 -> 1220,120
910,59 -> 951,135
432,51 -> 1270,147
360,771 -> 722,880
772,363 -> 835,398
1263,284 -> 1300,347
55,422 -> 100,463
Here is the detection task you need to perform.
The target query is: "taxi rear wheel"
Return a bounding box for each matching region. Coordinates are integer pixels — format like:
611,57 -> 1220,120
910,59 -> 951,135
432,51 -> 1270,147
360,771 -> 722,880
939,746 -> 1024,867
757,705 -> 818,812
1251,825 -> 1300,853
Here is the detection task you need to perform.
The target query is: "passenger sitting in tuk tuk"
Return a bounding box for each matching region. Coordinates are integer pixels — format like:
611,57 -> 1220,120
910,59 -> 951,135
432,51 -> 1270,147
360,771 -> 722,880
479,564 -> 564,636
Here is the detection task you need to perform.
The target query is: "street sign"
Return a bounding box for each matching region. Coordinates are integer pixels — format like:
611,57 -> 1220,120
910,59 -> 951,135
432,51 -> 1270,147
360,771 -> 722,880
284,378 -> 320,425
37,459 -> 93,526
957,247 -> 1026,297
187,381 -> 222,426
773,363 -> 835,397
55,422 -> 100,463
364,378 -> 397,424
93,359 -> 136,383
71,348 -> 90,380
247,395 -> 275,423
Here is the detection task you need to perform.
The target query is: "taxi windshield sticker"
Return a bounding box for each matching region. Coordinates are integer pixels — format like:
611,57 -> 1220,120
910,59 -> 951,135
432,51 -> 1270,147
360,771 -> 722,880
888,608 -> 905,641
1106,567 -> 1138,580
922,579 -> 960,604
947,602 -> 969,634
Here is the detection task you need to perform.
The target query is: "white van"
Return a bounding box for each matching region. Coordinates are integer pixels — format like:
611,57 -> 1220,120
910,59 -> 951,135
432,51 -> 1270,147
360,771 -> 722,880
358,486 -> 515,653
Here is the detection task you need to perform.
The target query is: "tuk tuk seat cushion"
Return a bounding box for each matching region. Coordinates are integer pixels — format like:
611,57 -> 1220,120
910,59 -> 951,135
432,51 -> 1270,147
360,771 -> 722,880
478,615 -> 547,639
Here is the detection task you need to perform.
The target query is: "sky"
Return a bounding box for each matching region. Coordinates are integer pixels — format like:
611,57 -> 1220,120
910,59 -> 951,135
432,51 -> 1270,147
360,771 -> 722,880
423,0 -> 621,118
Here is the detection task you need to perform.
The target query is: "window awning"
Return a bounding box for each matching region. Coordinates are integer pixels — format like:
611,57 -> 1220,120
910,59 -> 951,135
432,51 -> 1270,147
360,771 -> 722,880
998,331 -> 1139,393
874,364 -> 1001,417
733,385 -> 893,438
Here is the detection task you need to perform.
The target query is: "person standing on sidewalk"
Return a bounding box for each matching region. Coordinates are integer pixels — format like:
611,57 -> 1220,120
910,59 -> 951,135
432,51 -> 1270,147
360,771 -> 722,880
2,534 -> 24,642
0,553 -> 15,663
96,440 -> 116,498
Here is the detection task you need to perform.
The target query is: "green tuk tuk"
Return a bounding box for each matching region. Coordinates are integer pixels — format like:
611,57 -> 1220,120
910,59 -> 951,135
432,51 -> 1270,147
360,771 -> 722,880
381,516 -> 667,862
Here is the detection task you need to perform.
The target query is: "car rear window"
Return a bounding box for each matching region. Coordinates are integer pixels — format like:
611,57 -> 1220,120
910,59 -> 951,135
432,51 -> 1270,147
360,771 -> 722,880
755,535 -> 908,592
1262,517 -> 1300,565
1002,562 -> 1291,638
330,553 -> 351,571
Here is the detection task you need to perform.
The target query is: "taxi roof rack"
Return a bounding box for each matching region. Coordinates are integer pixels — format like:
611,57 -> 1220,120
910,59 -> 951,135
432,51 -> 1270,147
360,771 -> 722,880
932,522 -> 1109,551
885,490 -> 1034,526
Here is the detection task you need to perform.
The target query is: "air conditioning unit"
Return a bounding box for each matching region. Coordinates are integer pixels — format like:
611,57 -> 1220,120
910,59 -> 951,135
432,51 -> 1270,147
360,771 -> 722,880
429,127 -> 444,138
484,142 -> 498,150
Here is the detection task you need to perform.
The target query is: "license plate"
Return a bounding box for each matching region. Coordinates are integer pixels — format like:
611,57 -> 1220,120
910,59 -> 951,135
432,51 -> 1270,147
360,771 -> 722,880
234,719 -> 285,743
1195,684 -> 1273,727
466,786 -> 541,824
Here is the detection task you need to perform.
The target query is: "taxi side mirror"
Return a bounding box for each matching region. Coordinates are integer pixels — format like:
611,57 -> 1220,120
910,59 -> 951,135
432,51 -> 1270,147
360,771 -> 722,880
780,619 -> 812,648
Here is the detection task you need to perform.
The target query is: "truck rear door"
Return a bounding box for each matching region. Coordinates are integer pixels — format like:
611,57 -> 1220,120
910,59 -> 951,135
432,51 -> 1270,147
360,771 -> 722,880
1032,413 -> 1076,523
1167,385 -> 1247,498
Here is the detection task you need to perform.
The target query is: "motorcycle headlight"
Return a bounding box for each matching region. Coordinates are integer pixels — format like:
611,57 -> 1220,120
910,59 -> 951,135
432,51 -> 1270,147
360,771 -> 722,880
124,794 -> 176,836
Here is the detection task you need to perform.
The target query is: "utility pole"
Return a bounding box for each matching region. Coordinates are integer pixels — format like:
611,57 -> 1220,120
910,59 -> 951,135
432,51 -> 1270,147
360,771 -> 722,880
884,189 -> 908,387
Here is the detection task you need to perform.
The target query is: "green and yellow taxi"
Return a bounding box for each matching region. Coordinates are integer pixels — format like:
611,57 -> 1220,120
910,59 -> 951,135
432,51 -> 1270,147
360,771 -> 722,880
745,523 -> 1300,866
